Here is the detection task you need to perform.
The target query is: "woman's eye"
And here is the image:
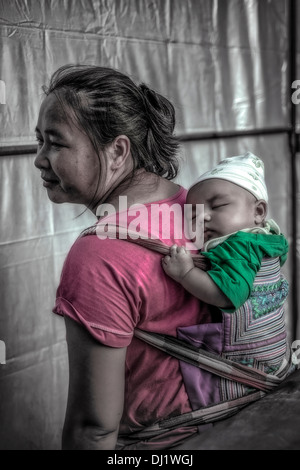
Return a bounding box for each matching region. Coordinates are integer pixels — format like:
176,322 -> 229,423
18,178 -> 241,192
35,137 -> 64,151
51,142 -> 63,149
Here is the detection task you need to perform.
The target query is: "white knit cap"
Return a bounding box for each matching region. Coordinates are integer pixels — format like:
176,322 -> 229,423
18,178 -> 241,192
191,152 -> 268,202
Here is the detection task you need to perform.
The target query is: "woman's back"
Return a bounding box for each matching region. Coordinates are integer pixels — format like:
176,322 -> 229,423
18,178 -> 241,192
54,186 -> 213,449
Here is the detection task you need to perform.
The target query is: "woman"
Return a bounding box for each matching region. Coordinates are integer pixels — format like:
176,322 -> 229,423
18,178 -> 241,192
34,64 -> 214,450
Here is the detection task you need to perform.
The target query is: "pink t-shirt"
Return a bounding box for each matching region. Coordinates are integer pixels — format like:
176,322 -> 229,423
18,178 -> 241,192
53,186 -> 213,449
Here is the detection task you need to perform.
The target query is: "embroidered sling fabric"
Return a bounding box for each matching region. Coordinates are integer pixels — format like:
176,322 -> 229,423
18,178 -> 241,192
134,326 -> 290,393
80,224 -> 294,437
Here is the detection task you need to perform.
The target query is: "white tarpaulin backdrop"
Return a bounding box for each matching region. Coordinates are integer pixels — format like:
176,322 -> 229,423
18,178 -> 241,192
0,0 -> 299,450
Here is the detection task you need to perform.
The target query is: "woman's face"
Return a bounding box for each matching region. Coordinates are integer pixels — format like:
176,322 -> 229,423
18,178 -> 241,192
34,93 -> 103,207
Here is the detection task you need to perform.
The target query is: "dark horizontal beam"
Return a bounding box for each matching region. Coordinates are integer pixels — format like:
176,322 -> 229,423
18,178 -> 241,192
0,126 -> 295,157
0,143 -> 37,156
176,126 -> 293,142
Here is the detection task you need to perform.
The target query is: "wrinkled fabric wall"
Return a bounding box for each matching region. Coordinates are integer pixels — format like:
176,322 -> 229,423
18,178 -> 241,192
0,0 -> 299,450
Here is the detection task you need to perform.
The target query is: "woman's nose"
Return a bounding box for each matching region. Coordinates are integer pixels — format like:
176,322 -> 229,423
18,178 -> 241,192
34,147 -> 50,170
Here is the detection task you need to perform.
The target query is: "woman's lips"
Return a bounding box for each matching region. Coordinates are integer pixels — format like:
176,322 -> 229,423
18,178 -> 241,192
42,178 -> 59,188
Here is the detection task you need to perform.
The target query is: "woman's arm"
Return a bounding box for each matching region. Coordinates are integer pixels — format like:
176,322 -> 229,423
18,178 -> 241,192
62,316 -> 127,450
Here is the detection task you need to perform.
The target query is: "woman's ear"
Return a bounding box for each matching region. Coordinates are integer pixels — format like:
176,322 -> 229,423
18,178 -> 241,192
110,135 -> 131,170
254,200 -> 268,225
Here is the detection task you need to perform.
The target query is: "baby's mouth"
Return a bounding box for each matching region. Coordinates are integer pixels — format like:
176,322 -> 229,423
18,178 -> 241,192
204,229 -> 214,240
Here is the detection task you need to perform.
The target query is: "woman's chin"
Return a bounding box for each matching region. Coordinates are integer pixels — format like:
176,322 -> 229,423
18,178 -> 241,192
45,186 -> 68,204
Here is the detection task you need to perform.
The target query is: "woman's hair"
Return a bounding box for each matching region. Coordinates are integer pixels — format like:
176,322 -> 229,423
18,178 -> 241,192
43,64 -> 179,181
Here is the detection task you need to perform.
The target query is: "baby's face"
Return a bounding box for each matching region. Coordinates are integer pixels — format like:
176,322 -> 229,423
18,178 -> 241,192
186,179 -> 260,243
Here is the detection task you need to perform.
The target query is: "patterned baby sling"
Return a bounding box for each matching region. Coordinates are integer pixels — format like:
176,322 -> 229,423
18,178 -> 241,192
81,224 -> 294,439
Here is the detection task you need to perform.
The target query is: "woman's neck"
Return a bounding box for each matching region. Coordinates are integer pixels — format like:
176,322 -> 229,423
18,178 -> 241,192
94,169 -> 180,215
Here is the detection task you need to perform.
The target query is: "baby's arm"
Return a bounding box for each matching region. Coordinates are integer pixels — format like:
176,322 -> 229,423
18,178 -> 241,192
162,245 -> 233,309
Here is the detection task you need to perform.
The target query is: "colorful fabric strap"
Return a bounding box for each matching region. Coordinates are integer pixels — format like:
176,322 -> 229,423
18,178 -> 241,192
134,328 -> 291,393
130,329 -> 292,438
126,391 -> 266,439
80,222 -> 210,270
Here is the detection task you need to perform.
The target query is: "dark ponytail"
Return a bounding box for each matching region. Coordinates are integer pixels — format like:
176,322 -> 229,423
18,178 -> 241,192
43,64 -> 179,180
138,83 -> 179,179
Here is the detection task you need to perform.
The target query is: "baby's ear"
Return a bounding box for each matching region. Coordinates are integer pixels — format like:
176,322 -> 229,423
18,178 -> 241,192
254,200 -> 268,225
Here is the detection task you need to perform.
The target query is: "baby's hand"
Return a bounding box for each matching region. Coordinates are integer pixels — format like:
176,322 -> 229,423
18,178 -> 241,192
162,244 -> 195,283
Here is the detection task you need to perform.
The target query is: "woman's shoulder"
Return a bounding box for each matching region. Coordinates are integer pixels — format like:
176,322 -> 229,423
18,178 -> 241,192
63,183 -> 188,271
70,231 -> 152,256
64,232 -> 160,278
